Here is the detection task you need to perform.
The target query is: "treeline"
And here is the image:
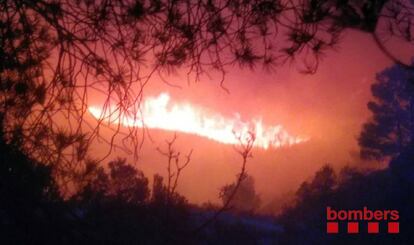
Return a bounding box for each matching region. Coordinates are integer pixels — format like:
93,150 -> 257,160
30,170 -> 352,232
0,114 -> 193,244
277,143 -> 414,244
2,61 -> 414,244
276,62 -> 414,244
0,112 -> 276,244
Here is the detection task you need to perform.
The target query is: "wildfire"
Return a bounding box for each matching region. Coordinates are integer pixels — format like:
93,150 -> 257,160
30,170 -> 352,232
88,93 -> 308,149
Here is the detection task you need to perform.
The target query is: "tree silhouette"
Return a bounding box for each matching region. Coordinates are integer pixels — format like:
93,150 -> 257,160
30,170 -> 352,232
359,63 -> 414,160
278,158 -> 414,244
67,166 -> 193,244
76,157 -> 150,204
1,2 -> 414,231
0,112 -> 69,243
1,0 -> 414,183
107,158 -> 150,203
2,1 -> 413,240
295,164 -> 336,203
156,134 -> 192,204
219,173 -> 261,213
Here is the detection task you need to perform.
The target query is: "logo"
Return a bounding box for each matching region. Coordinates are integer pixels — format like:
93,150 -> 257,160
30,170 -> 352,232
326,206 -> 399,234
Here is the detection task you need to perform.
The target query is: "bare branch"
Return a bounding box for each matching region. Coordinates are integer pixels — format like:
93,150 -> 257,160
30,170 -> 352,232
193,130 -> 255,234
156,133 -> 192,202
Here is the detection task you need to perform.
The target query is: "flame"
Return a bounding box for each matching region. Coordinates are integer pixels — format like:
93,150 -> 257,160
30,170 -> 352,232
88,93 -> 308,149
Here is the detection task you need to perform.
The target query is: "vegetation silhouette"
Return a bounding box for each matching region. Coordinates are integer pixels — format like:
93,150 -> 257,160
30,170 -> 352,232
359,62 -> 414,160
278,149 -> 414,244
0,112 -> 66,244
1,0 -> 414,243
220,173 -> 261,214
278,63 -> 414,245
0,116 -> 195,243
1,0 -> 413,185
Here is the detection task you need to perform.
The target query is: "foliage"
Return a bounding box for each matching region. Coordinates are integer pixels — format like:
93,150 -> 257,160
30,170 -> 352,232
0,113 -> 66,244
277,63 -> 414,244
78,158 -> 149,204
359,63 -> 414,160
0,135 -> 193,243
0,111 -> 194,243
1,1 -> 414,242
220,174 -> 261,213
1,0 -> 414,189
278,149 -> 414,244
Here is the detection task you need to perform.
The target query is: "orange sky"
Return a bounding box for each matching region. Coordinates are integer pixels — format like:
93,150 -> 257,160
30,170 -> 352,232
86,29 -> 414,208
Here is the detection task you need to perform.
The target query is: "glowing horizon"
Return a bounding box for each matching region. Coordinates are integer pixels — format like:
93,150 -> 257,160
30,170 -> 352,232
88,93 -> 308,149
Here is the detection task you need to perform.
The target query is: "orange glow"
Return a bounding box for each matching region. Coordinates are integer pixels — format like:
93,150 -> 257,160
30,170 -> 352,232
88,93 -> 308,149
